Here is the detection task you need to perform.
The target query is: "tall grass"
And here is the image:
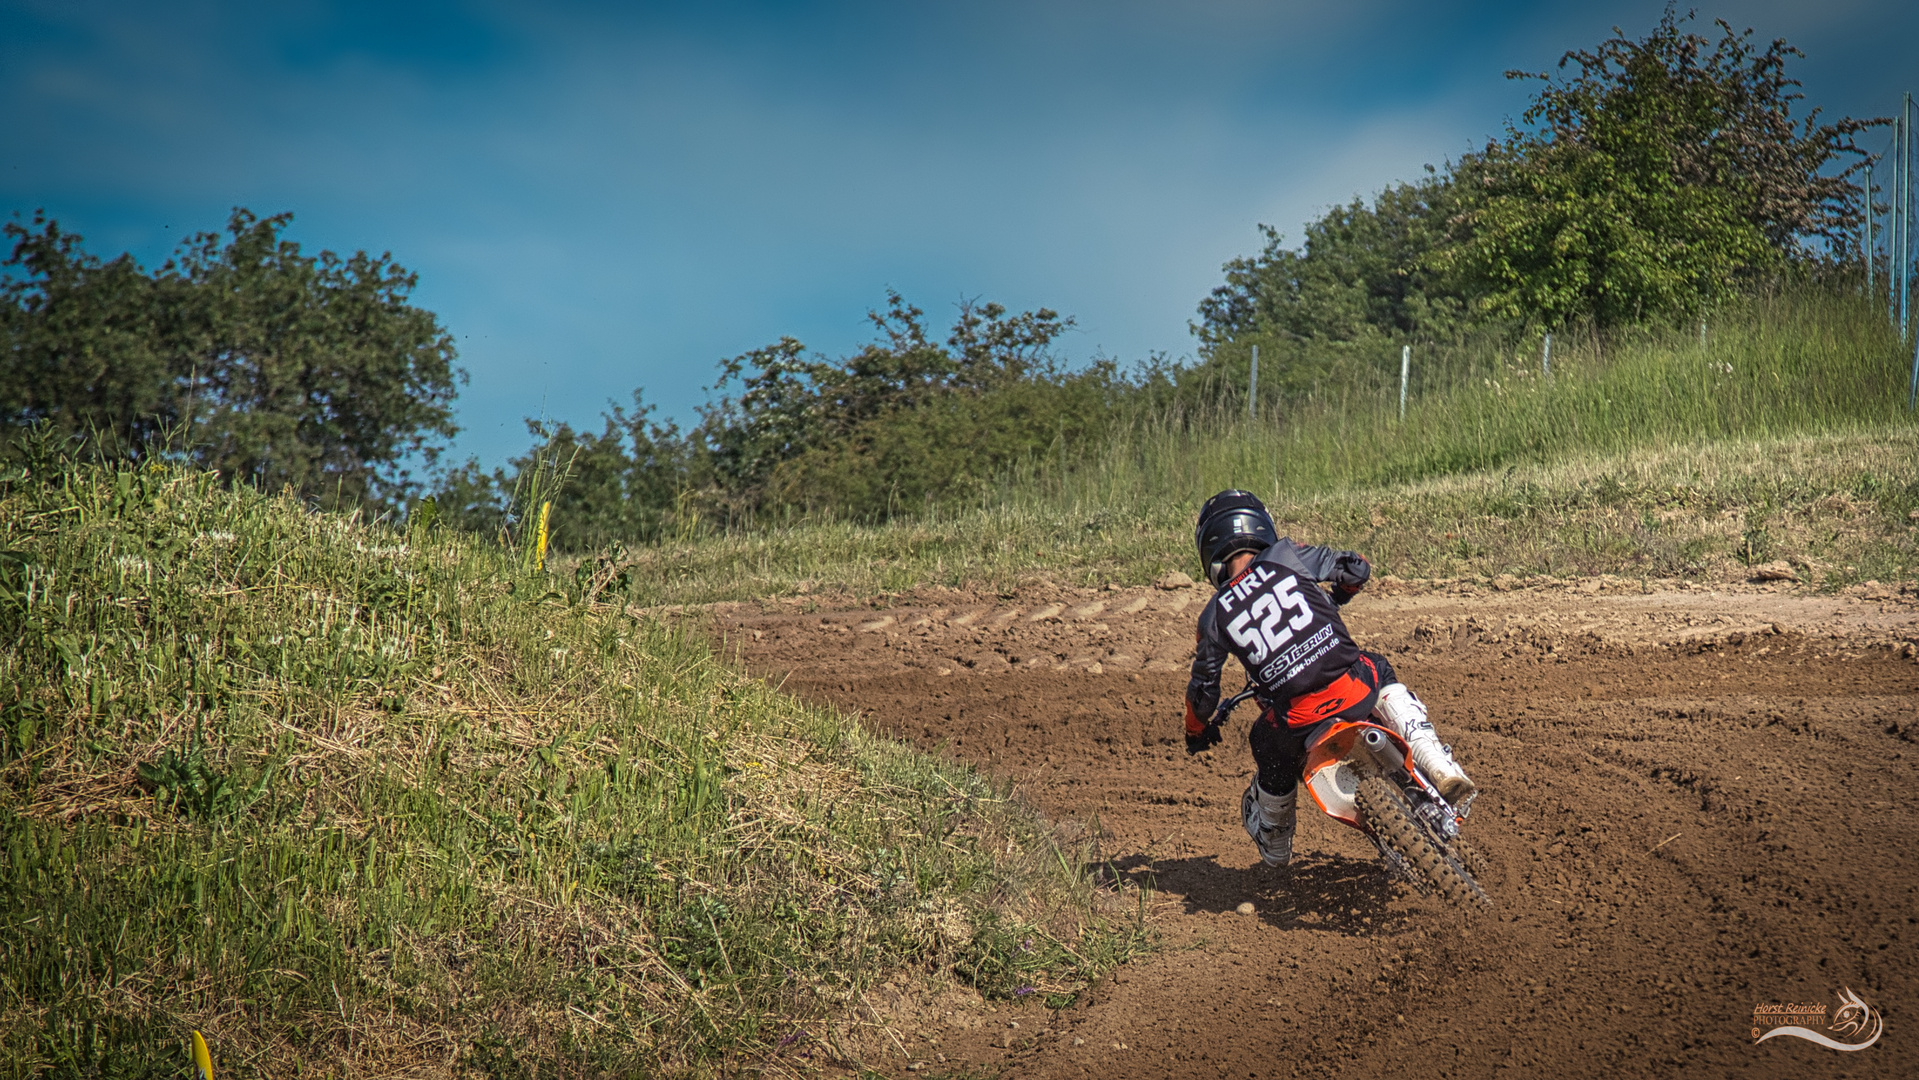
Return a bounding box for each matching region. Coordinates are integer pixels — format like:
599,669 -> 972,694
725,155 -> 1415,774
607,289 -> 1919,603
1021,288 -> 1915,512
0,460 -> 1145,1079
609,427 -> 1919,605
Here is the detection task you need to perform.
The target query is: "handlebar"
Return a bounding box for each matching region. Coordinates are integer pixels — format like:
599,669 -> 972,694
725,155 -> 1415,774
1208,684 -> 1260,730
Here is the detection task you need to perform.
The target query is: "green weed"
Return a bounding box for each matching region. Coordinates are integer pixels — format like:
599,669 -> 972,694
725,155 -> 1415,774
135,731 -> 273,822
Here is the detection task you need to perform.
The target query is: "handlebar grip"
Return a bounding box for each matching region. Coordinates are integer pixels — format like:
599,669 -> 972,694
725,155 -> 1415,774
1210,689 -> 1253,728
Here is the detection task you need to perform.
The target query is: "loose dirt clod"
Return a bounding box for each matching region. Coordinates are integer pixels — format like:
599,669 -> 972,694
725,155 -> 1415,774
1234,902 -> 1255,916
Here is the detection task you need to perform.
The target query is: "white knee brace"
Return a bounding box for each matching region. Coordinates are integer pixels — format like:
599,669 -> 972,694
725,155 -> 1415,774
1374,682 -> 1476,804
1374,682 -> 1433,739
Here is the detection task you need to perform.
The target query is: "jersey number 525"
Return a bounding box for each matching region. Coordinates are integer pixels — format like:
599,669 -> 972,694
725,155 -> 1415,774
1225,574 -> 1314,664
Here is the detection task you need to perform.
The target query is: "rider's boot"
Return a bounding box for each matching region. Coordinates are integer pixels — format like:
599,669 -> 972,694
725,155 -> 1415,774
1242,780 -> 1297,867
1375,683 -> 1477,805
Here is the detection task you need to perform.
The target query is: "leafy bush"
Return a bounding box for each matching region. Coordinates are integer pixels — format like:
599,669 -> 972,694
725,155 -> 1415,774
441,292 -> 1170,543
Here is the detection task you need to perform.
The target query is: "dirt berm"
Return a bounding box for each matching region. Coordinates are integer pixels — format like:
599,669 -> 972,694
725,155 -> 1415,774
710,576 -> 1919,1078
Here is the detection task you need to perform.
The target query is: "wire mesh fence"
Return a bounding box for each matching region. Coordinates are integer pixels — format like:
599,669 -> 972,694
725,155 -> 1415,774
1860,92 -> 1919,405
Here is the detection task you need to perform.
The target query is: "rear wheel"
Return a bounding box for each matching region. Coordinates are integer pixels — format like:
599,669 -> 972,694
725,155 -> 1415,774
1451,835 -> 1491,878
1356,775 -> 1490,910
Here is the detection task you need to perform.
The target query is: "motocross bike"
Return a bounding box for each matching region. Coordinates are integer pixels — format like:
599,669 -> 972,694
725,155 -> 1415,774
1206,685 -> 1490,909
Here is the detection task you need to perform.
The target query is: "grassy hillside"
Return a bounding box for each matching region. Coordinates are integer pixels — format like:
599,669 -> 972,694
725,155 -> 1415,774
616,427 -> 1919,606
0,462 -> 1144,1079
1043,288 -> 1915,506
614,289 -> 1919,604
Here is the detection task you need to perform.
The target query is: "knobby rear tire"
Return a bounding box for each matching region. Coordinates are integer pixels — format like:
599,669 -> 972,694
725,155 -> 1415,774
1356,775 -> 1491,910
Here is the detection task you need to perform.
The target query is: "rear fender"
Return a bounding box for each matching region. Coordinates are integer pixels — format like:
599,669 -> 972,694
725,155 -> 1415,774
1302,721 -> 1414,829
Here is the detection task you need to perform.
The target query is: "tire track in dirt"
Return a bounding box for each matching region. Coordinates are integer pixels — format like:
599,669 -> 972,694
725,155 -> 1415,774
712,578 -> 1919,1078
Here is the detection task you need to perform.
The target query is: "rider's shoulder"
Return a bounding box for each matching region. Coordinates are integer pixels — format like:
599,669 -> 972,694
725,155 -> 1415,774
1256,537 -> 1304,562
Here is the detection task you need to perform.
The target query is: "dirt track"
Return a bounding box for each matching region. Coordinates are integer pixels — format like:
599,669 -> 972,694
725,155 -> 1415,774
713,576 -> 1919,1078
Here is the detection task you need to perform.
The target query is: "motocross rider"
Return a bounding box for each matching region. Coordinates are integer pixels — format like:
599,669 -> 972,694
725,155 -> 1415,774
1182,490 -> 1476,867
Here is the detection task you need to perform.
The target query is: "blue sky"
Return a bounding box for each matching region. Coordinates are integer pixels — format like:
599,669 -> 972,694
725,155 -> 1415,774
5,0 -> 1916,467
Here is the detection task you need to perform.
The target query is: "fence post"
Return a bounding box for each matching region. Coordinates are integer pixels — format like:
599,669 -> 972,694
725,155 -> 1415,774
1895,106 -> 1905,326
1865,169 -> 1873,296
1866,138 -> 1877,298
1248,344 -> 1259,420
1399,345 -> 1410,421
1910,329 -> 1919,410
1899,96 -> 1912,333
1895,93 -> 1911,337
1541,333 -> 1551,375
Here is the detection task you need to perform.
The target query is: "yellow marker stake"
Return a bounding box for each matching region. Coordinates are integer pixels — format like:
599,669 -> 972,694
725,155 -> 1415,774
190,1031 -> 213,1080
535,500 -> 552,571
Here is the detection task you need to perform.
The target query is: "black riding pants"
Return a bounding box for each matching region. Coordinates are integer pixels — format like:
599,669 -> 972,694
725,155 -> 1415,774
1249,650 -> 1399,795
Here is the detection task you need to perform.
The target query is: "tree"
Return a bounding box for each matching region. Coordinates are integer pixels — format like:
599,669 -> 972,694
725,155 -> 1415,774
1445,8 -> 1873,327
1,209 -> 462,506
1197,7 -> 1876,356
757,357 -> 1126,519
446,291 -> 1110,537
691,291 -> 1079,514
1194,173 -> 1473,352
1184,174 -> 1482,410
0,217 -> 181,453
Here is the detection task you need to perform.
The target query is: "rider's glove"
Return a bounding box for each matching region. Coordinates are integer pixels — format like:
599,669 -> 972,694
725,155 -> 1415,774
1185,724 -> 1222,756
1331,553 -> 1370,605
1183,699 -> 1220,754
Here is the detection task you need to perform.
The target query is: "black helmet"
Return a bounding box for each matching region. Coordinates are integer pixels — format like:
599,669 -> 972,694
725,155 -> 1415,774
1195,489 -> 1277,586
